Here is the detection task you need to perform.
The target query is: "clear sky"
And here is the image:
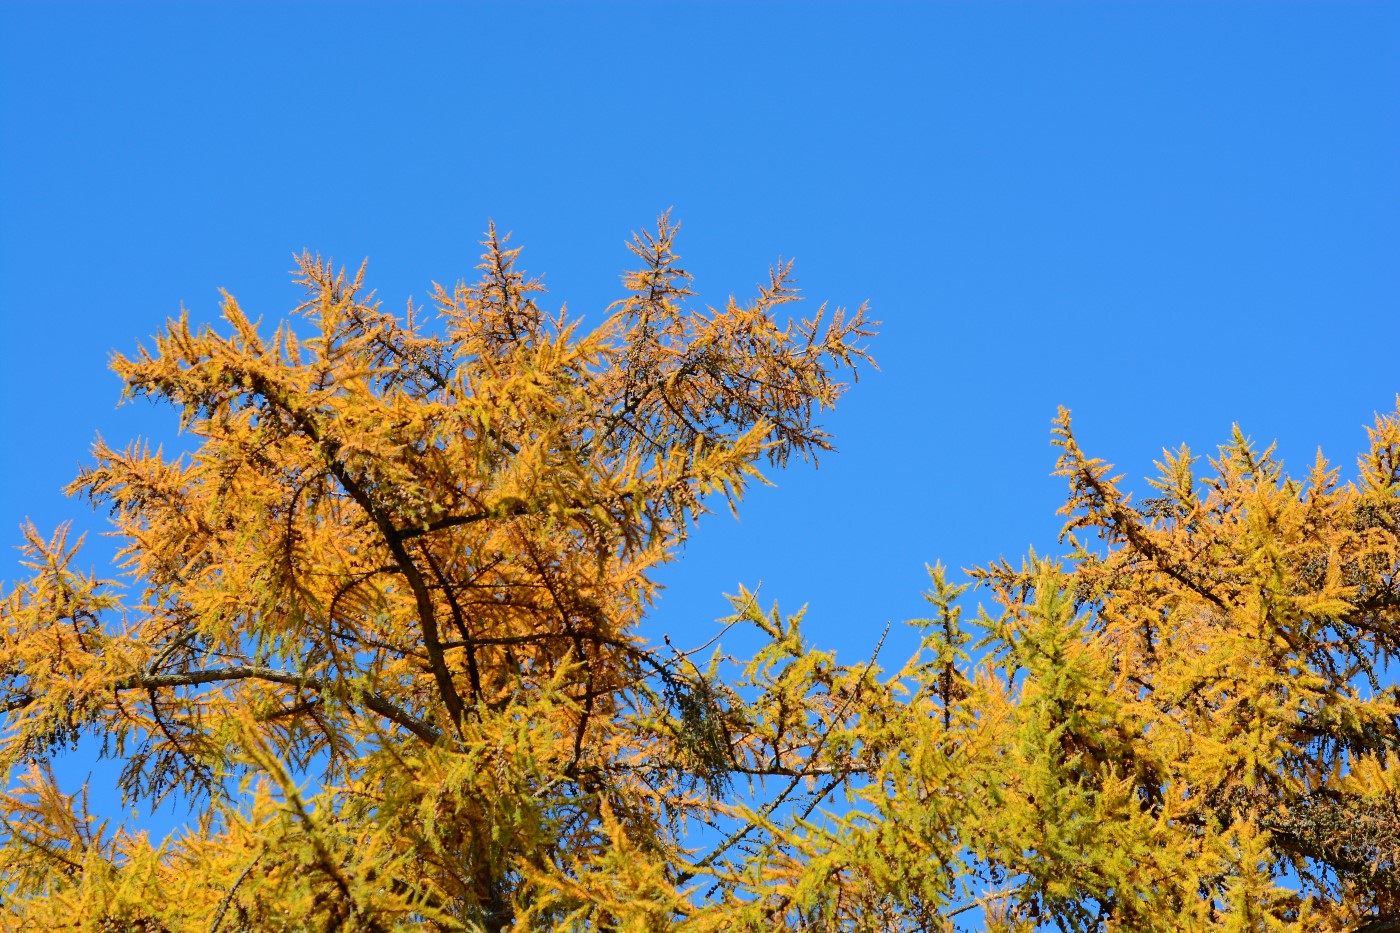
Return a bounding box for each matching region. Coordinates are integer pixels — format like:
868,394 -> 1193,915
1,1 -> 1397,838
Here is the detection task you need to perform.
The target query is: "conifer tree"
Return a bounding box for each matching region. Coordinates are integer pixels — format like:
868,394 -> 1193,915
2,217 -> 1397,931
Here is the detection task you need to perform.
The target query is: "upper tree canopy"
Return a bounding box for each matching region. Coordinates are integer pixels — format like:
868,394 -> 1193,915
1,218 -> 1397,932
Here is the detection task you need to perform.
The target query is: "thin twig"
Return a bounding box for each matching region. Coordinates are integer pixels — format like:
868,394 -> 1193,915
207,847 -> 265,933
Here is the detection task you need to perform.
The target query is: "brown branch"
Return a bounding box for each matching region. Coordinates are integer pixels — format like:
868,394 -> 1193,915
207,847 -> 265,933
677,626 -> 887,888
422,548 -> 483,708
1075,464 -> 1232,613
394,508 -> 500,541
56,665 -> 446,744
1355,919 -> 1400,933
246,371 -> 468,735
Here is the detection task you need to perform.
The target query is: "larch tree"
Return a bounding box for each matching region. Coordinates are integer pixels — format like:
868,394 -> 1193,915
1,216 -> 1398,932
0,216 -> 878,932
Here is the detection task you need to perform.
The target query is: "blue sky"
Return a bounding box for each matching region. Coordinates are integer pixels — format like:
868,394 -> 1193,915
2,1 -> 1397,839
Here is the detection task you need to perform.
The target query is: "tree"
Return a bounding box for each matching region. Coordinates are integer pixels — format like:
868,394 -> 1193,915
1,216 -> 1397,932
930,410 -> 1400,932
0,216 -> 878,931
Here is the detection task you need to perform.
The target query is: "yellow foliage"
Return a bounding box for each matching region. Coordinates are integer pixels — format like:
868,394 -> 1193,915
3,218 -> 1398,931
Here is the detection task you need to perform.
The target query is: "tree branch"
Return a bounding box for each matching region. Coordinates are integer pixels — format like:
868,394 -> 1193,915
87,666 -> 442,744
